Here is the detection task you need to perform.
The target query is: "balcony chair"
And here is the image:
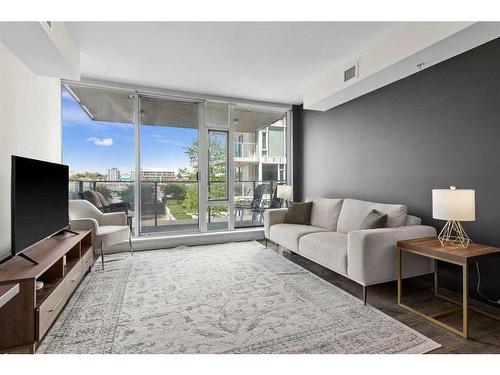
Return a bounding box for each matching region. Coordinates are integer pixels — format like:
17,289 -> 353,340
250,183 -> 284,224
83,189 -> 130,214
249,183 -> 270,224
69,199 -> 133,270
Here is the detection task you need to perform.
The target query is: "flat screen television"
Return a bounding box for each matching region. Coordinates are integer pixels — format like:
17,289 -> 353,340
11,156 -> 69,259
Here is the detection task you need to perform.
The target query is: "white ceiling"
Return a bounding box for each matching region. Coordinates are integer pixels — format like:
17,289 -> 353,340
68,22 -> 400,104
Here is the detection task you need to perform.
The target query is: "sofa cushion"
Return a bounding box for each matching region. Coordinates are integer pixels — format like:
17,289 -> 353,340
307,198 -> 344,231
298,232 -> 348,275
337,199 -> 407,233
269,223 -> 327,253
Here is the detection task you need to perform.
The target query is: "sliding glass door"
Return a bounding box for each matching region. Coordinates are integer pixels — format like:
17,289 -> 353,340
138,96 -> 200,235
62,82 -> 291,237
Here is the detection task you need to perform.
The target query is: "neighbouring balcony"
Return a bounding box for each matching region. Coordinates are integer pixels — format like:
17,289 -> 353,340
234,142 -> 258,162
69,179 -> 286,234
234,142 -> 287,165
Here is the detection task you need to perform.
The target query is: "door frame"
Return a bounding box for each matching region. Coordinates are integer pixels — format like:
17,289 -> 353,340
135,93 -> 204,236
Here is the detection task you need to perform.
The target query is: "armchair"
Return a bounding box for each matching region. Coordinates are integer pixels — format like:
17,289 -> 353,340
69,200 -> 133,270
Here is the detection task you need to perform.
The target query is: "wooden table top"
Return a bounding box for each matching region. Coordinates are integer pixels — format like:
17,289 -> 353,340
397,237 -> 500,265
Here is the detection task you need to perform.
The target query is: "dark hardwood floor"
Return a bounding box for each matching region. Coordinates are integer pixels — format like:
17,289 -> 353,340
259,240 -> 500,354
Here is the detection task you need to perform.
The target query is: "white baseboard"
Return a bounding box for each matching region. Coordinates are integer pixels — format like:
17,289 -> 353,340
105,228 -> 265,254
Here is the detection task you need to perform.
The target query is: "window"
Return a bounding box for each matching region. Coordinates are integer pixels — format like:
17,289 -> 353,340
208,130 -> 228,201
62,82 -> 291,235
232,107 -> 288,228
62,84 -> 136,228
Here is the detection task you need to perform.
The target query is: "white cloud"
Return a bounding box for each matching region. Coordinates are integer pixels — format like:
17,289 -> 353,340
152,135 -> 186,147
86,137 -> 113,146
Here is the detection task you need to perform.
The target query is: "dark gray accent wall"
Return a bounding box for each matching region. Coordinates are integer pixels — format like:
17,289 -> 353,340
294,38 -> 500,305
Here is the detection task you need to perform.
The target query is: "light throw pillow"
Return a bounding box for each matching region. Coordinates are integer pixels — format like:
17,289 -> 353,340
359,209 -> 387,229
307,198 -> 344,231
284,201 -> 313,225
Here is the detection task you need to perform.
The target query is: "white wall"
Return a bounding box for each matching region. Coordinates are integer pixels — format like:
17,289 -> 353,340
0,41 -> 61,261
304,22 -> 500,111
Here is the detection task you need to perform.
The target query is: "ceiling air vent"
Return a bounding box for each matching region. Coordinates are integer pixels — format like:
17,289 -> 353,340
344,63 -> 358,82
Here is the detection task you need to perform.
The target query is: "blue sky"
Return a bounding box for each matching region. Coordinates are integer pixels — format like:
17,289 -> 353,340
62,87 -> 197,174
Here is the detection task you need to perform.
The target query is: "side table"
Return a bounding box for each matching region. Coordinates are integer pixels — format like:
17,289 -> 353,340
397,237 -> 500,338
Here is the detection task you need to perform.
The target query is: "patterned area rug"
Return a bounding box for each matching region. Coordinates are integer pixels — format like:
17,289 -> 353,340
37,241 -> 440,354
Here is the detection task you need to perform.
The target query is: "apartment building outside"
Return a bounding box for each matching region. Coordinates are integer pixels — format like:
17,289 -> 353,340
134,168 -> 176,182
106,167 -> 121,181
234,117 -> 287,183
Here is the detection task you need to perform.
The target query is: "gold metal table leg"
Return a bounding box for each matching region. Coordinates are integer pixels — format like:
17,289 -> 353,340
434,259 -> 438,296
397,247 -> 402,305
463,263 -> 469,339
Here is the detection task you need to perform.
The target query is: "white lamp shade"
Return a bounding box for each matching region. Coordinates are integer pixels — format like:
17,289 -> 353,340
432,188 -> 475,221
277,185 -> 293,200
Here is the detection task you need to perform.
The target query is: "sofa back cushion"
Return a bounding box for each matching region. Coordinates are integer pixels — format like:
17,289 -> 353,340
337,198 -> 407,233
307,198 -> 344,231
405,214 -> 422,226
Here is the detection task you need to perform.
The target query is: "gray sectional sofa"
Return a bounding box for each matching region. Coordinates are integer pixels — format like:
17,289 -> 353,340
263,198 -> 437,304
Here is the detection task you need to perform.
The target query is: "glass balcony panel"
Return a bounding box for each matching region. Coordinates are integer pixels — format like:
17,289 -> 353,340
206,204 -> 229,231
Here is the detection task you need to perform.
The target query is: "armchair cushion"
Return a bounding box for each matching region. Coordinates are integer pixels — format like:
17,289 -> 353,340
100,211 -> 127,226
96,225 -> 130,249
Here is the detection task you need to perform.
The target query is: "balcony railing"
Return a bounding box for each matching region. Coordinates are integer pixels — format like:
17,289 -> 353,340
234,142 -> 258,160
69,179 -> 286,232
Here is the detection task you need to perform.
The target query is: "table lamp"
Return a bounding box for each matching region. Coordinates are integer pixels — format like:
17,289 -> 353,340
432,186 -> 475,248
277,185 -> 293,207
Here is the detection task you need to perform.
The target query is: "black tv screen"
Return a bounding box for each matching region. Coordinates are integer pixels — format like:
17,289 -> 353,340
11,156 -> 69,256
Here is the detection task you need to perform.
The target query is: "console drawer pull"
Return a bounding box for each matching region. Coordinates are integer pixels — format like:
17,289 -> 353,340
48,296 -> 65,313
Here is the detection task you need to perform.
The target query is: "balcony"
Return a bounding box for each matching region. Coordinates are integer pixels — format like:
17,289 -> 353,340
234,142 -> 287,165
234,142 -> 259,163
69,179 -> 286,234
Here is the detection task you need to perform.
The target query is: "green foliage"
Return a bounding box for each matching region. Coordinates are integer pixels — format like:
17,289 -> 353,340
185,183 -> 199,212
161,183 -> 186,202
183,135 -> 227,201
118,183 -> 156,204
70,172 -> 105,181
165,200 -> 193,220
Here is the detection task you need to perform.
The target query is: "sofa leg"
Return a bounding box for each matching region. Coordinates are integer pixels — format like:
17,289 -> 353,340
362,285 -> 367,305
100,241 -> 105,270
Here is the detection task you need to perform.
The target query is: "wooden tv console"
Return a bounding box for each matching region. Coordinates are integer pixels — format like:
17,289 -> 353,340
0,230 -> 95,353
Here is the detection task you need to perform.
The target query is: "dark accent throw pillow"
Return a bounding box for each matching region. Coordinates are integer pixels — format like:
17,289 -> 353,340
359,209 -> 388,230
284,201 -> 313,225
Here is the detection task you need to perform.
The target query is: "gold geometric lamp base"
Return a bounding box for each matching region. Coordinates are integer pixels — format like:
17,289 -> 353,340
433,186 -> 475,249
438,220 -> 471,249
